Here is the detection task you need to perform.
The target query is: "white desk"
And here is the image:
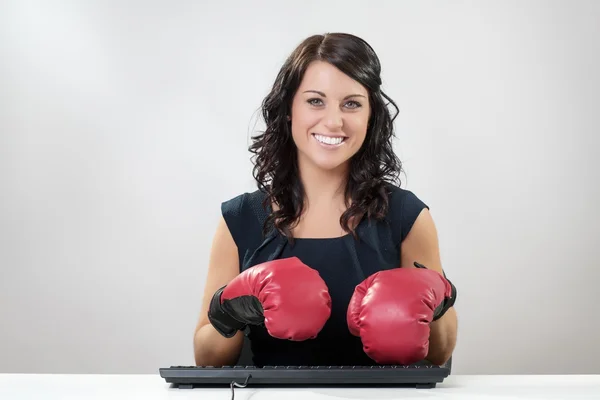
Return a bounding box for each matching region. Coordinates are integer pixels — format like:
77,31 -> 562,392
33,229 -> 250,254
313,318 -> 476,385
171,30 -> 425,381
0,373 -> 598,399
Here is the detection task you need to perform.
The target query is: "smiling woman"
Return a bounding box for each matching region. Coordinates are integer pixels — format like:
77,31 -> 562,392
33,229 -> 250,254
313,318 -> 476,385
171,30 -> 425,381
291,62 -> 370,170
193,32 -> 458,368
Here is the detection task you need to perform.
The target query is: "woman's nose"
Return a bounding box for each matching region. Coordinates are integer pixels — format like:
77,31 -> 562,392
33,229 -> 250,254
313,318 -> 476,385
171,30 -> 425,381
323,108 -> 343,131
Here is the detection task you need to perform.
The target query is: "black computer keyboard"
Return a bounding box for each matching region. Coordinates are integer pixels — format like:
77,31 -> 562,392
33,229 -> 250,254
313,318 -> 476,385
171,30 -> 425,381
159,364 -> 450,389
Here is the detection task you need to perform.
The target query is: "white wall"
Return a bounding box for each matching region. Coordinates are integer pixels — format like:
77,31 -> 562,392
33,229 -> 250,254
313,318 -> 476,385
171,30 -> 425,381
1,0 -> 599,375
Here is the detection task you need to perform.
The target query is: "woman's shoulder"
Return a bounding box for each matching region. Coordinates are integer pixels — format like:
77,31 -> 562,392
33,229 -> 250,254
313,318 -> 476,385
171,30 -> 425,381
221,189 -> 268,218
383,183 -> 430,244
384,183 -> 428,209
220,189 -> 269,248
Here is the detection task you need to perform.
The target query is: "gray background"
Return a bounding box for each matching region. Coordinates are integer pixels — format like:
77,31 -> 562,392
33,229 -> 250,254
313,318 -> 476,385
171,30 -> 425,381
1,0 -> 599,375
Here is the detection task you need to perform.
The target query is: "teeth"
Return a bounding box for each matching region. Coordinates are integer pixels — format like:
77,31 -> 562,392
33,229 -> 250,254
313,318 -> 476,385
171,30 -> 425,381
314,134 -> 344,145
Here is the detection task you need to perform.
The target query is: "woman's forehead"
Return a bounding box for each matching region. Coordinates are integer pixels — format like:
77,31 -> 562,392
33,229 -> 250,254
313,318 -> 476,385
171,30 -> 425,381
298,61 -> 368,98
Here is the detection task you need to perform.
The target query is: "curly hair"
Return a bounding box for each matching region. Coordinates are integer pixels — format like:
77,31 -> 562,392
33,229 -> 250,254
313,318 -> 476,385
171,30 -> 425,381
249,32 -> 402,238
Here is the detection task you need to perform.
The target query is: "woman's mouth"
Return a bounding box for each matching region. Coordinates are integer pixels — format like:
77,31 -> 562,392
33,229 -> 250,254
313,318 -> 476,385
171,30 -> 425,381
312,133 -> 347,148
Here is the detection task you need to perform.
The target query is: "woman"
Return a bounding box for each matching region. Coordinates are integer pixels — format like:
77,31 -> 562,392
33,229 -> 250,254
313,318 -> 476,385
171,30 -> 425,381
193,32 -> 458,367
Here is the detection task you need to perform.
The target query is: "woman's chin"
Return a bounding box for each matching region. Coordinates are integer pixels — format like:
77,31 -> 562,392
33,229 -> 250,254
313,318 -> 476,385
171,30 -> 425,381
309,156 -> 350,172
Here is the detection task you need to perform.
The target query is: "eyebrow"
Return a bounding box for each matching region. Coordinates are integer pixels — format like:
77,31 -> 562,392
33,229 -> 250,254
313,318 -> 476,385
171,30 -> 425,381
303,90 -> 366,99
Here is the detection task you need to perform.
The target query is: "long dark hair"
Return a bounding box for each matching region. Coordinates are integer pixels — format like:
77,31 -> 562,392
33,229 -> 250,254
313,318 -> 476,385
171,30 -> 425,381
249,32 -> 402,238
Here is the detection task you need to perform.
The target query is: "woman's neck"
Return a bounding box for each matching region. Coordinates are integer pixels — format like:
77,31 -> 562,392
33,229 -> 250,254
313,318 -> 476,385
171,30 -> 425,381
297,158 -> 349,208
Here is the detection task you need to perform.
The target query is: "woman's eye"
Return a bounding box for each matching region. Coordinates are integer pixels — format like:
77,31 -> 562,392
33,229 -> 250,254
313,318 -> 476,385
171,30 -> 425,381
345,100 -> 361,109
307,98 -> 323,106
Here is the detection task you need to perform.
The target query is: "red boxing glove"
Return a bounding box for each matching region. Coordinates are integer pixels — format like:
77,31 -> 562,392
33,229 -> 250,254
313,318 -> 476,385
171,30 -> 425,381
209,257 -> 332,341
347,262 -> 456,365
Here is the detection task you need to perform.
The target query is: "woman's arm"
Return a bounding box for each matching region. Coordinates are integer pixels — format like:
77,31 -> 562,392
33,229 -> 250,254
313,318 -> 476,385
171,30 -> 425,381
427,306 -> 457,365
400,208 -> 458,366
193,216 -> 244,366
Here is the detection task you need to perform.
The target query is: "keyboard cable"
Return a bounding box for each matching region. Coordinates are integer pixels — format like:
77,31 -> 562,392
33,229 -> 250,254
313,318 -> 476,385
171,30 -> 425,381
230,374 -> 252,400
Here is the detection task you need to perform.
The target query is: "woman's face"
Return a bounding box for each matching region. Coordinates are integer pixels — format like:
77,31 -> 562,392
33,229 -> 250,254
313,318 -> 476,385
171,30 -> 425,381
290,61 -> 371,173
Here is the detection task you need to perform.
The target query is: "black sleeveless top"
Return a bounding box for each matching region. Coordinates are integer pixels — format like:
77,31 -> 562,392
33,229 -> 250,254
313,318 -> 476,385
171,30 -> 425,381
221,184 -> 428,367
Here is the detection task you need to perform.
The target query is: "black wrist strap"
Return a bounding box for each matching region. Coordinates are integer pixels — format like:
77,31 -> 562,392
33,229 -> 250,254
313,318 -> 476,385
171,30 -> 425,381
208,286 -> 246,338
433,278 -> 457,321
414,262 -> 457,321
